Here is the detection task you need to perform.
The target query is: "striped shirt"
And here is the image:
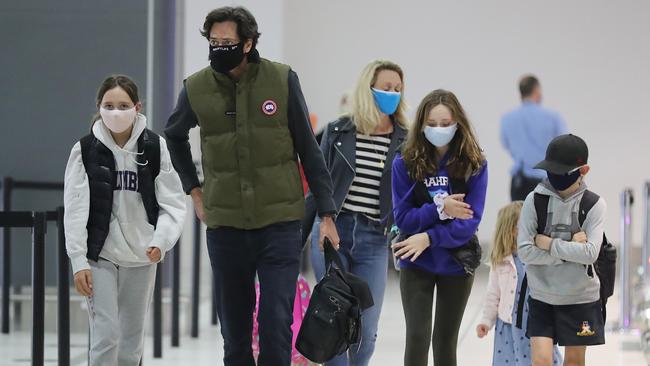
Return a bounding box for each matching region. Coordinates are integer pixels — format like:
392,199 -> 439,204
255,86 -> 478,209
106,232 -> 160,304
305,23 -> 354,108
342,133 -> 392,221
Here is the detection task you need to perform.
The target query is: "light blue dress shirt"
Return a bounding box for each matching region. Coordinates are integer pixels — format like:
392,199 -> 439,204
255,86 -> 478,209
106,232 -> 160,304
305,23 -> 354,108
500,101 -> 568,180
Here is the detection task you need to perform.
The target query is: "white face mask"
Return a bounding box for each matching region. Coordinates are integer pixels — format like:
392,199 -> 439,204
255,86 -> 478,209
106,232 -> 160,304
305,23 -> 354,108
100,107 -> 136,133
423,124 -> 458,147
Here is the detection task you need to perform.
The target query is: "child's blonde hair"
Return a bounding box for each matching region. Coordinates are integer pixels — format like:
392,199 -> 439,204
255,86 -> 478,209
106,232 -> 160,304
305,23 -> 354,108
490,201 -> 524,267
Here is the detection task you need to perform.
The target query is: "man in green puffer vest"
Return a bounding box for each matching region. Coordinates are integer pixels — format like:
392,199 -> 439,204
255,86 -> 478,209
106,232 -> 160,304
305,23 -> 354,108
164,6 -> 340,366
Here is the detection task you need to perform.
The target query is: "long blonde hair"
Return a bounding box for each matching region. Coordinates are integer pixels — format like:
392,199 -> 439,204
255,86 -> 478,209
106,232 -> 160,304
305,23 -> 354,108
490,201 -> 523,267
348,60 -> 408,134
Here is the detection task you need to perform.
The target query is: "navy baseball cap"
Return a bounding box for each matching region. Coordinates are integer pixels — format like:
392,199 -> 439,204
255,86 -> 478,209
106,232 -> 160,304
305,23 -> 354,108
534,134 -> 589,175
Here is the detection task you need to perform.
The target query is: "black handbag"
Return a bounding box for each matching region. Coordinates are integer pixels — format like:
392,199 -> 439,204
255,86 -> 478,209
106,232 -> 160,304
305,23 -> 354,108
296,239 -> 373,363
448,234 -> 482,275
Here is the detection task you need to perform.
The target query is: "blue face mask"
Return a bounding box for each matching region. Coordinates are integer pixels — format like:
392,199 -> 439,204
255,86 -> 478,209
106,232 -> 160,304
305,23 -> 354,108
423,124 -> 458,147
371,88 -> 401,115
547,170 -> 581,191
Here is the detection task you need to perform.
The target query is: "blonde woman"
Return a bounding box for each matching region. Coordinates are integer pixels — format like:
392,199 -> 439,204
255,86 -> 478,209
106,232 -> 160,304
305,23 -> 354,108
305,59 -> 408,366
476,202 -> 564,365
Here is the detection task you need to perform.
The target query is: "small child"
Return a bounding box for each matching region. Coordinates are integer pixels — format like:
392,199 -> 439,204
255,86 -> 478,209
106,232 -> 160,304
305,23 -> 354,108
477,201 -> 562,365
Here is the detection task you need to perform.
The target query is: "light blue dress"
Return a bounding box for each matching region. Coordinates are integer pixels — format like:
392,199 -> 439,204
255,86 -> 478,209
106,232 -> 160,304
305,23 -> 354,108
492,255 -> 563,365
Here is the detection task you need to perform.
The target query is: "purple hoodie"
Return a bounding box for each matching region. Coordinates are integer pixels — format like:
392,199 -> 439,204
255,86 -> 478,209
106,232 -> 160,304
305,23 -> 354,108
391,153 -> 488,275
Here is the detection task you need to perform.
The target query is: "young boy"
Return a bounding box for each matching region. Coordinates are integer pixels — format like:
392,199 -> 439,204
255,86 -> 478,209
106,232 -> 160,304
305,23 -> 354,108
518,134 -> 606,366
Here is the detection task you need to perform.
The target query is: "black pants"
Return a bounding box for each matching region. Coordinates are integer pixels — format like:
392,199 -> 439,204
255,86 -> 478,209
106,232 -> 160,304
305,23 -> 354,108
400,267 -> 474,366
510,172 -> 542,201
206,221 -> 301,366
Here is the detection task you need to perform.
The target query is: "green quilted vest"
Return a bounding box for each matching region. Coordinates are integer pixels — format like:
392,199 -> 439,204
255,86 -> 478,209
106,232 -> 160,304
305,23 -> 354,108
185,60 -> 304,229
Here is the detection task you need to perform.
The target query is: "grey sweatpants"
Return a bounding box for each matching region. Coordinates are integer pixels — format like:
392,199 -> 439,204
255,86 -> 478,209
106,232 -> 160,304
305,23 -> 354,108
86,259 -> 156,366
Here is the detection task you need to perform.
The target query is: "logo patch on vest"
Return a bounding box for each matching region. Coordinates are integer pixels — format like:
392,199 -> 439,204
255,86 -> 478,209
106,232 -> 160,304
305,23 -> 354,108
262,100 -> 278,116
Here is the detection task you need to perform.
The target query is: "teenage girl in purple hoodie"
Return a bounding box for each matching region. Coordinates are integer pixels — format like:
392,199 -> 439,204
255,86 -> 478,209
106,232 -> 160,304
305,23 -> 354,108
391,89 -> 488,366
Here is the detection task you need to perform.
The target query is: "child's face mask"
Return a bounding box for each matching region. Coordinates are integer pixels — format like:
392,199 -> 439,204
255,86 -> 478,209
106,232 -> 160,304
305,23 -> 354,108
547,169 -> 581,191
423,124 -> 458,147
100,107 -> 136,133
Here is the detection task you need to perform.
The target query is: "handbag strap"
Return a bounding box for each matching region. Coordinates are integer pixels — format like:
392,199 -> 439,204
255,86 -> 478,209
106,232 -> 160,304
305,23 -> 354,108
323,238 -> 345,270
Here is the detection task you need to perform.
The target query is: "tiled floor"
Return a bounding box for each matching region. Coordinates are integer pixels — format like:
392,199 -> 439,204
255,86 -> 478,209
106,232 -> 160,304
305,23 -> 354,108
1,266 -> 647,365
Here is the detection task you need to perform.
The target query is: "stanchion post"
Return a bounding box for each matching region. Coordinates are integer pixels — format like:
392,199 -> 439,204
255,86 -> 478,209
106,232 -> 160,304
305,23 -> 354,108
171,241 -> 180,347
56,207 -> 70,366
643,181 -> 650,286
191,214 -> 200,338
620,188 -> 634,330
1,176 -> 13,334
32,212 -> 46,366
153,262 -> 162,358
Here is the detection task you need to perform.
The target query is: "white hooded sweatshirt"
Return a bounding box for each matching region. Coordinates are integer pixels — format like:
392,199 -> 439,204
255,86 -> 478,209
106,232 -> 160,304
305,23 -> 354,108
64,115 -> 186,274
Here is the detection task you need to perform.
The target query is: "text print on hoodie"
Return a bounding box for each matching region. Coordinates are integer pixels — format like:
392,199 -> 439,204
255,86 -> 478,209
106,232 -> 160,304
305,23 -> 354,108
517,180 -> 606,305
64,114 -> 187,274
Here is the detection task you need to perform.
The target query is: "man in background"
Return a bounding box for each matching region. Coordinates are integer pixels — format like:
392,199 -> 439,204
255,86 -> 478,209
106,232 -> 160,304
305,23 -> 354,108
501,74 -> 568,201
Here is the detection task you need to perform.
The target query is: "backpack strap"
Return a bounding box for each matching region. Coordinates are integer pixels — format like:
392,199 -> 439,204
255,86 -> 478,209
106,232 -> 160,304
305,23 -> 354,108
414,181 -> 434,205
449,177 -> 468,195
517,193 -> 549,329
533,193 -> 550,235
578,190 -> 600,277
578,190 -> 599,227
515,275 -> 527,329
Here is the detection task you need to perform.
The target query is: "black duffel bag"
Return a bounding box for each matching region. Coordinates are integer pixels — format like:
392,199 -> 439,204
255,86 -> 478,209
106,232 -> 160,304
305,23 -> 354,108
296,239 -> 373,363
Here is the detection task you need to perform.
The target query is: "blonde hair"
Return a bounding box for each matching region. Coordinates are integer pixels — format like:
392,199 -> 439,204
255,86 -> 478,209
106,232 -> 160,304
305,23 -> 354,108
348,60 -> 408,134
490,201 -> 524,267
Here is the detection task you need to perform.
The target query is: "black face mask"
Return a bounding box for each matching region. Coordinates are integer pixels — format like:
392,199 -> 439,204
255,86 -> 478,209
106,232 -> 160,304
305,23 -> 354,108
547,170 -> 581,191
209,43 -> 245,73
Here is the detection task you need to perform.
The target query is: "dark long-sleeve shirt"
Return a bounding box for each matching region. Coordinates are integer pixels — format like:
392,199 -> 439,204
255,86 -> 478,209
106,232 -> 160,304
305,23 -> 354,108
164,67 -> 336,217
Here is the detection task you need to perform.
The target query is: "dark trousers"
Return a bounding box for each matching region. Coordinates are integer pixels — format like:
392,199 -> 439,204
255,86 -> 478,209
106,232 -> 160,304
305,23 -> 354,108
510,172 -> 542,201
206,221 -> 301,366
400,267 -> 474,366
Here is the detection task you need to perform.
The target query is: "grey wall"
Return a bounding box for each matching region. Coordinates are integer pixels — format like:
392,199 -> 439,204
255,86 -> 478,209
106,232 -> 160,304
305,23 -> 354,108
0,1 -> 148,285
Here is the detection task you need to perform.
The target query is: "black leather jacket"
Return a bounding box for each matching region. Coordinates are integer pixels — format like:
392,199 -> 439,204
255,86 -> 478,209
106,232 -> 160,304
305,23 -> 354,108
301,117 -> 407,245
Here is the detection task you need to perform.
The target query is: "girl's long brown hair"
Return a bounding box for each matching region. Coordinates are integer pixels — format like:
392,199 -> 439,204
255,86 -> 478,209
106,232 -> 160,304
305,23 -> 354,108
490,201 -> 523,266
401,89 -> 484,182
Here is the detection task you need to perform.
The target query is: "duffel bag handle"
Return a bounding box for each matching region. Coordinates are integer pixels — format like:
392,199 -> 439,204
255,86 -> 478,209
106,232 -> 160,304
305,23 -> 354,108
323,238 -> 345,270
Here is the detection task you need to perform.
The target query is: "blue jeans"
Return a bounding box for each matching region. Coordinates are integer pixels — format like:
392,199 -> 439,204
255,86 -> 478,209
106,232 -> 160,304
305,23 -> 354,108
206,221 -> 301,366
310,212 -> 389,366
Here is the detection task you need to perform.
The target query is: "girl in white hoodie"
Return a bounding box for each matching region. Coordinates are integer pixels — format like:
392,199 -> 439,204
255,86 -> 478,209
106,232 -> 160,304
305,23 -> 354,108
476,201 -> 562,365
63,75 -> 186,365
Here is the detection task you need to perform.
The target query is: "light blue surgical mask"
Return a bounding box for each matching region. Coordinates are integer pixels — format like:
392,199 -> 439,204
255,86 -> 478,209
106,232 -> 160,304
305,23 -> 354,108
371,88 -> 401,115
423,124 -> 458,147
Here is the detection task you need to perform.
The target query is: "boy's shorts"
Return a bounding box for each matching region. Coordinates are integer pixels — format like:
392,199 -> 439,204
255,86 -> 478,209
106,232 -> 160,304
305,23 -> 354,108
527,297 -> 605,346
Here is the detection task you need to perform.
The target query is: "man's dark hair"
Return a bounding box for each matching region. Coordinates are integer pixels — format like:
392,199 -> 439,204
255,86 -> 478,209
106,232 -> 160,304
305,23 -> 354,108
519,75 -> 540,99
201,6 -> 261,51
